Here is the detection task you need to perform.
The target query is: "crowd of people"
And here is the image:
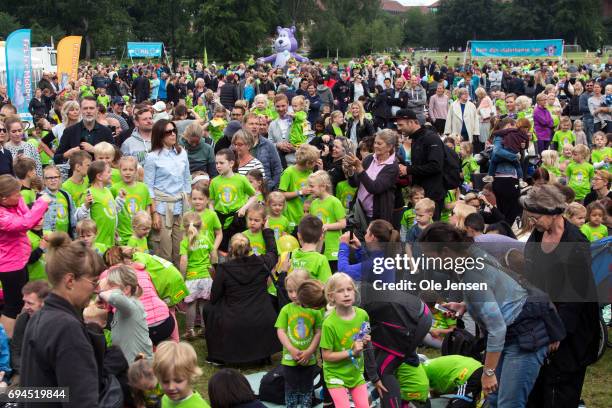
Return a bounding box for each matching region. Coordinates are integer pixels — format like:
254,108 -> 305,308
0,52 -> 610,408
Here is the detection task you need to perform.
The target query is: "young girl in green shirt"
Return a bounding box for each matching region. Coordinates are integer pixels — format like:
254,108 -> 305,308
242,203 -> 268,256
127,211 -> 152,253
179,212 -> 214,339
580,201 -> 608,242
190,184 -> 222,260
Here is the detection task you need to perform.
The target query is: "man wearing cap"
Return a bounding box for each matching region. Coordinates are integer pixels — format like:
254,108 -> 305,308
214,120 -> 242,155
395,109 -> 445,220
106,97 -> 130,131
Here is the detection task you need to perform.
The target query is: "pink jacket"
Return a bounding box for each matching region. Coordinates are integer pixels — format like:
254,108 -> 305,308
101,263 -> 170,326
0,197 -> 48,272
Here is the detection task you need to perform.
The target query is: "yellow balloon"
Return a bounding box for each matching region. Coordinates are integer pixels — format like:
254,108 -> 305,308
277,234 -> 299,253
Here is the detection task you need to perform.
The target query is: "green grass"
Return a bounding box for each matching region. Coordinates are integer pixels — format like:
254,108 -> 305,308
180,310 -> 611,407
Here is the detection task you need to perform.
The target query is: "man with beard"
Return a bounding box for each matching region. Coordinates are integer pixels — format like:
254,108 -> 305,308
120,106 -> 154,165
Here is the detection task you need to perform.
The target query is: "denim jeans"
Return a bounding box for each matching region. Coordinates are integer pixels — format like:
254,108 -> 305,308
487,342 -> 547,408
582,115 -> 594,147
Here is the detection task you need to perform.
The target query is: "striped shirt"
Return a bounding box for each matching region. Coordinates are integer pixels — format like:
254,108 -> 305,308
237,157 -> 266,179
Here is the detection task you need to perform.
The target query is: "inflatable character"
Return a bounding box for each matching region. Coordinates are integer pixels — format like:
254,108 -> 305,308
257,26 -> 309,68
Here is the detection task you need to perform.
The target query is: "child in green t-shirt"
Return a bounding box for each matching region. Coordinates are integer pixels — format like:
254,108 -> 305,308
85,160 -> 125,247
111,156 -> 152,245
190,184 -> 222,260
394,362 -> 430,405
564,202 -> 587,229
96,87 -> 110,108
26,219 -> 48,282
93,142 -> 122,185
242,203 -> 268,256
400,186 -> 425,242
62,150 -> 91,207
541,150 -> 561,178
251,94 -> 279,121
335,180 -> 357,211
193,96 -> 207,120
127,211 -> 152,253
551,116 -> 576,154
246,168 -> 266,203
266,191 -> 291,243
566,144 -> 594,201
42,165 -> 82,236
76,219 -> 109,257
209,149 -> 258,253
591,132 -> 611,171
580,202 -> 608,242
290,215 -> 332,283
152,341 -> 211,408
320,273 -> 373,408
460,141 -> 480,186
288,96 -> 309,148
275,269 -> 323,407
559,143 -> 574,173
179,212 -> 214,339
208,107 -> 228,144
308,171 -> 346,269
14,157 -> 38,206
422,355 -> 483,404
279,144 -> 320,231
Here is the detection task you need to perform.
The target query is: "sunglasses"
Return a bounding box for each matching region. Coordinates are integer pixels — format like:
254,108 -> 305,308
0,128 -> 6,133
164,128 -> 177,135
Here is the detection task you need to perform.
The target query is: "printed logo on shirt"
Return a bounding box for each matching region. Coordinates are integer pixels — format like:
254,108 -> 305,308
219,184 -> 238,206
103,198 -> 117,219
125,196 -> 140,214
250,241 -> 265,256
288,313 -> 316,347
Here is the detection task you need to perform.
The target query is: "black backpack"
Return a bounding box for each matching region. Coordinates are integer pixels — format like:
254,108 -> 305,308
258,365 -> 322,405
442,145 -> 462,190
441,328 -> 484,362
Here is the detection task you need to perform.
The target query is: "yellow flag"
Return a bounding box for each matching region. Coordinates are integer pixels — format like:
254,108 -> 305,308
57,36 -> 82,86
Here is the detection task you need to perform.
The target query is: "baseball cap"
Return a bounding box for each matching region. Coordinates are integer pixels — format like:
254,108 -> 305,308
223,120 -> 242,139
153,101 -> 167,112
112,96 -> 125,105
395,109 -> 418,121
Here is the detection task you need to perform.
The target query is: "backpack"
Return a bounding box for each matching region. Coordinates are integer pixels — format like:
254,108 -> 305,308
441,328 -> 484,362
442,145 -> 462,190
258,365 -> 322,405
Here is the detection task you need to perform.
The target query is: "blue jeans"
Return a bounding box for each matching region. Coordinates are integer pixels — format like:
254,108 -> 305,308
582,115 -> 594,147
487,342 -> 547,408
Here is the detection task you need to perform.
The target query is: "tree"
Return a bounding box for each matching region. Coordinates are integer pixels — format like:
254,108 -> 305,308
0,12 -> 20,40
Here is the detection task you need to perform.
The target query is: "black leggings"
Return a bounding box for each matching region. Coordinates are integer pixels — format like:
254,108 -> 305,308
1,268 -> 28,319
148,315 -> 175,345
492,177 -> 522,225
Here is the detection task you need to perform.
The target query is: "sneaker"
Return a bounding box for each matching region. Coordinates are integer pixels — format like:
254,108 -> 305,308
482,175 -> 494,183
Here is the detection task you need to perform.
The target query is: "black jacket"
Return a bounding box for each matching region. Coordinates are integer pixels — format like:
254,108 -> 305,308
54,121 -> 114,163
205,229 -> 280,364
332,79 -> 351,109
132,75 -> 150,103
20,293 -> 100,407
408,126 -> 445,201
219,83 -> 239,110
28,97 -> 47,118
348,154 -> 399,224
344,118 -> 376,144
0,148 -> 13,176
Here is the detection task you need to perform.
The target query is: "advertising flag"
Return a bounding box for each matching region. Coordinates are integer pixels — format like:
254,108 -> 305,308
57,36 -> 82,88
5,29 -> 33,119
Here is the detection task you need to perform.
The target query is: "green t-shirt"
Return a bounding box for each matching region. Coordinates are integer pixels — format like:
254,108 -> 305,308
27,231 -> 47,282
440,190 -> 456,223
290,248 -> 332,283
199,209 -> 222,245
208,118 -> 227,143
279,166 -> 312,229
94,242 -> 109,257
210,173 -> 255,216
89,186 -> 119,247
161,391 -> 210,408
132,252 -> 189,306
495,99 -> 507,116
252,106 -> 279,121
49,190 -> 70,234
79,85 -> 94,98
20,187 -> 36,206
27,136 -> 52,165
62,177 -> 89,207
432,310 -> 456,330
580,223 -> 608,242
110,181 -> 151,245
275,302 -> 322,366
268,215 -> 291,240
320,307 -> 369,389
110,168 -> 122,185
566,161 -> 594,200
461,157 -> 479,183
542,164 -> 561,177
97,94 -> 111,108
335,180 -> 357,210
552,130 -> 576,153
127,235 -> 149,253
395,363 -> 429,402
422,355 -> 483,394
193,105 -> 207,119
401,208 -> 416,228
310,195 -> 346,260
591,147 -> 612,170
179,231 -> 212,279
242,229 -> 267,256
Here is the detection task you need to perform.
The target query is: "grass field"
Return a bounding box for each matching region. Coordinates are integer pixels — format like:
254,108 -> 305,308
179,312 -> 611,408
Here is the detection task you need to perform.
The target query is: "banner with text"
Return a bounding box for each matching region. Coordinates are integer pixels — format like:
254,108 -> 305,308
127,42 -> 163,58
57,36 -> 82,89
5,29 -> 33,119
470,39 -> 564,58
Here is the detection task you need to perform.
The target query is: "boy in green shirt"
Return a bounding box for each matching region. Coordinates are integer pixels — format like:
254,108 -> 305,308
394,363 -> 430,404
335,180 -> 357,210
96,87 -> 110,108
62,151 -> 91,207
14,157 -> 38,206
127,211 -> 152,253
279,144 -> 320,232
27,219 -> 48,282
290,215 -> 332,283
551,117 -> 576,154
460,142 -> 480,185
110,156 -> 152,245
422,355 -> 483,405
591,132 -> 611,171
566,145 -> 594,201
580,202 -> 608,242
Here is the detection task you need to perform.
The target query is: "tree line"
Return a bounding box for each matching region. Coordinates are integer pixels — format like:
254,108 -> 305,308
0,0 -> 608,61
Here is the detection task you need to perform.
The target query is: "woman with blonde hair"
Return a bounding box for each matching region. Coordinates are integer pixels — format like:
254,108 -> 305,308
205,227 -> 280,365
449,201 -> 477,230
345,101 -> 375,148
475,87 -> 495,154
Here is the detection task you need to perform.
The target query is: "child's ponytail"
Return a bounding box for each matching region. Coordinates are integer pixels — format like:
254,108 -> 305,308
182,212 -> 202,249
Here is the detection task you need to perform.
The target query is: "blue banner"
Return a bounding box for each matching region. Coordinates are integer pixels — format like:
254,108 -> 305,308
470,39 -> 564,58
5,29 -> 33,119
127,42 -> 163,58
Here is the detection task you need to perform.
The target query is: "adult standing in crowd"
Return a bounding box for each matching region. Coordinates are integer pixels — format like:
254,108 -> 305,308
144,119 -> 191,267
578,80 -> 594,146
106,97 -> 130,131
48,100 -> 81,144
396,109 -> 445,220
132,70 -> 150,103
0,122 -> 13,176
3,116 -> 43,177
533,92 -> 555,153
269,94 -> 297,166
583,170 -> 612,206
0,175 -> 50,337
20,232 -> 105,407
588,82 -> 611,133
179,122 -> 217,176
344,101 -> 375,147
28,88 -> 48,119
475,87 -> 495,154
428,83 -> 449,134
522,185 -> 600,408
232,130 -> 265,177
120,106 -> 153,165
205,229 -> 280,365
405,75 -> 427,125
345,129 -> 400,225
444,88 -> 479,145
305,83 -> 322,125
54,96 -> 114,164
244,113 -> 282,190
219,74 -> 239,111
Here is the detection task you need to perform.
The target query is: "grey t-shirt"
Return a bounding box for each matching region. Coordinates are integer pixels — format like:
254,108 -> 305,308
108,290 -> 153,363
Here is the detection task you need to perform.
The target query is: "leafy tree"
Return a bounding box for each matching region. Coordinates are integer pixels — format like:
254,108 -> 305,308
0,12 -> 20,40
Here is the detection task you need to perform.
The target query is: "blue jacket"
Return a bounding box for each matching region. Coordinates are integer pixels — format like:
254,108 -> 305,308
0,324 -> 10,376
251,135 -> 283,190
337,243 -> 395,283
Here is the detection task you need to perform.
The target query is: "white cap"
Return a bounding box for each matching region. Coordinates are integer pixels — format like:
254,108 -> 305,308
153,101 -> 166,112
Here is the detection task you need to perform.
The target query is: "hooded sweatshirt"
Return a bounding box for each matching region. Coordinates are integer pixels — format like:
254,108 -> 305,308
121,129 -> 151,165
